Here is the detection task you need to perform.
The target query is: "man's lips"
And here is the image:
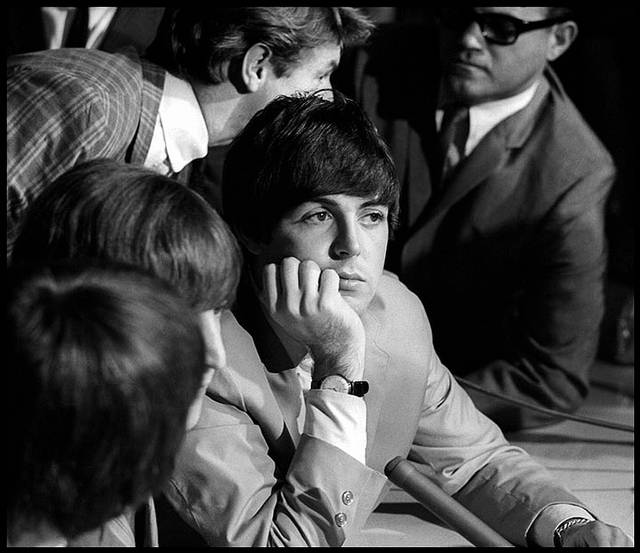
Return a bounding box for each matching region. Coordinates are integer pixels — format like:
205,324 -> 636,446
449,58 -> 488,72
337,271 -> 366,291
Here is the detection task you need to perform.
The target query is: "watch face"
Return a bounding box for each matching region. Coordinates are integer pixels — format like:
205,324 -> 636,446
320,374 -> 350,393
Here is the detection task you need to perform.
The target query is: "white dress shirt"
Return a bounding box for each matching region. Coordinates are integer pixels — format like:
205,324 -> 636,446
436,81 -> 539,158
295,353 -> 368,464
143,71 -> 209,176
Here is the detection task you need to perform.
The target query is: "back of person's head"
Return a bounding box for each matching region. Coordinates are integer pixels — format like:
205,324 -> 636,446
11,159 -> 241,313
222,90 -> 400,247
146,7 -> 373,84
7,262 -> 206,543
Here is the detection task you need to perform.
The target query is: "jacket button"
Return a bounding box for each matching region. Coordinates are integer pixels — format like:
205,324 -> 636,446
342,490 -> 354,505
335,512 -> 347,527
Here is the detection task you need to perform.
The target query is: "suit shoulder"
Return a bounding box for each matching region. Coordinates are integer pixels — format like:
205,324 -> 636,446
8,48 -> 142,89
372,271 -> 429,320
542,72 -> 615,173
220,310 -> 268,381
366,272 -> 435,360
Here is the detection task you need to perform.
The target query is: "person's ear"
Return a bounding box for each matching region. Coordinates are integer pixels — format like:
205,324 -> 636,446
546,21 -> 578,61
241,43 -> 273,92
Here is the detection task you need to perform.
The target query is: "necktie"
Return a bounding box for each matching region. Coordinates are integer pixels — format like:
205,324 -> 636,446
439,104 -> 470,180
64,6 -> 89,48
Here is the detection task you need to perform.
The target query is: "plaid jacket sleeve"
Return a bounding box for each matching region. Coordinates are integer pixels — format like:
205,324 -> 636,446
6,49 -> 149,256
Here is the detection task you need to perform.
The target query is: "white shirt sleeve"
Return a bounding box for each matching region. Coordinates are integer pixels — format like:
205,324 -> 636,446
304,389 -> 367,464
294,358 -> 367,465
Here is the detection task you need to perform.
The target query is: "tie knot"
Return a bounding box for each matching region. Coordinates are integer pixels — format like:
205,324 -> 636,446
440,104 -> 469,137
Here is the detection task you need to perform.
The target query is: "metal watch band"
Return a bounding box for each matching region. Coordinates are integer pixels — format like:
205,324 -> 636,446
553,517 -> 592,547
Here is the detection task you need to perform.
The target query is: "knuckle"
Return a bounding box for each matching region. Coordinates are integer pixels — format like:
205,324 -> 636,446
282,256 -> 299,269
300,259 -> 319,271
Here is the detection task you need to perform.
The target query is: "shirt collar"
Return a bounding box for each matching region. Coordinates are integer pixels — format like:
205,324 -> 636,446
437,80 -> 539,156
157,72 -> 209,173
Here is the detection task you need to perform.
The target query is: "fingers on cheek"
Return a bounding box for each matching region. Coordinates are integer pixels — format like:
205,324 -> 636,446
299,260 -> 321,315
318,269 -> 340,309
280,257 -> 302,314
262,264 -> 279,312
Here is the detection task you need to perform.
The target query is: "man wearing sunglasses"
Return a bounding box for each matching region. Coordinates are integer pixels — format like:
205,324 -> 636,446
336,7 -> 616,431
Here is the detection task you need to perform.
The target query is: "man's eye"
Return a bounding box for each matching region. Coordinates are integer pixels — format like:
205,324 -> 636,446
303,211 -> 331,223
362,211 -> 386,224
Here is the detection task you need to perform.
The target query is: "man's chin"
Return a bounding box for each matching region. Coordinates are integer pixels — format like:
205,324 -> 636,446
340,292 -> 370,316
445,74 -> 489,104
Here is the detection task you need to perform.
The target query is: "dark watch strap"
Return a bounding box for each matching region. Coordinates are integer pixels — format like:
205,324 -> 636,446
349,380 -> 369,397
553,517 -> 592,547
310,375 -> 369,396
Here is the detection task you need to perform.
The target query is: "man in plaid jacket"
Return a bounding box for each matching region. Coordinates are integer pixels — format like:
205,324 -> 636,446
6,7 -> 373,257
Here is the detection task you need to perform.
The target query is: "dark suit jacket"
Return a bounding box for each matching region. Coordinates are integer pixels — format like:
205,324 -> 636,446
6,7 -> 165,56
67,497 -> 158,547
6,48 -> 165,256
336,23 -> 615,430
158,273 -> 585,546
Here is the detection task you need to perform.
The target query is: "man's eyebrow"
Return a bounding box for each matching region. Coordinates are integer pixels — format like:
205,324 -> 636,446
311,196 -> 388,208
360,198 -> 388,208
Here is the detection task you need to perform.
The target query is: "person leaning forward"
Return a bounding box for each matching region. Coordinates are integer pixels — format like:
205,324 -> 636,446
6,7 -> 373,258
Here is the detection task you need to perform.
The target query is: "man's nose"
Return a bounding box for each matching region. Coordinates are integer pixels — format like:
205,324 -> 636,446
459,20 -> 485,49
331,223 -> 361,259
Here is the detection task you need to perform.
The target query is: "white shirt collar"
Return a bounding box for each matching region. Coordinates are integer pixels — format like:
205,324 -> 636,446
144,72 -> 209,175
437,80 -> 539,157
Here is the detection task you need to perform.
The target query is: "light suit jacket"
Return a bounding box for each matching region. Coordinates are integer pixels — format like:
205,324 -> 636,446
159,273 -> 586,546
6,48 -> 164,255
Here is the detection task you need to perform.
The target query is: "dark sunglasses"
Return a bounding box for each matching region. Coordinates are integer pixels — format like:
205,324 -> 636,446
438,9 -> 571,46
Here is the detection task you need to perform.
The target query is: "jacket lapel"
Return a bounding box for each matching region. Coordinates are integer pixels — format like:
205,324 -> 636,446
442,72 -> 551,211
233,278 -> 304,449
126,55 -> 165,164
401,72 -> 552,278
360,301 -> 392,464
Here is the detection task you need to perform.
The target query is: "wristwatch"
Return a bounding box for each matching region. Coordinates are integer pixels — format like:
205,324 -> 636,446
553,517 -> 592,547
310,374 -> 369,397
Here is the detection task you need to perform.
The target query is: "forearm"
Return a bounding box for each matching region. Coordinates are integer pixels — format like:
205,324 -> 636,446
462,356 -> 590,430
165,368 -> 384,547
167,427 -> 383,546
452,449 -> 588,546
411,364 -> 589,546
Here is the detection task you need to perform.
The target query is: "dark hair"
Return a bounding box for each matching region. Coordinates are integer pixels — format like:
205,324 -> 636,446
546,7 -> 575,20
146,7 -> 374,84
7,262 -> 206,540
223,91 -> 400,245
11,159 -> 241,312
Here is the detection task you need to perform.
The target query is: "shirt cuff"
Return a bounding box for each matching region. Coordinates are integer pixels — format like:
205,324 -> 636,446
303,389 -> 367,464
527,503 -> 595,547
